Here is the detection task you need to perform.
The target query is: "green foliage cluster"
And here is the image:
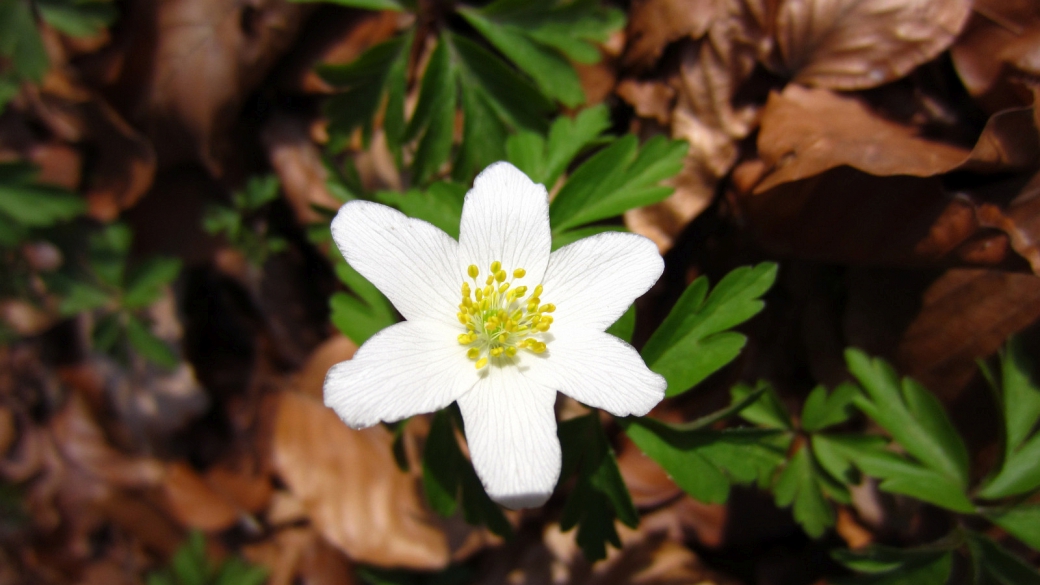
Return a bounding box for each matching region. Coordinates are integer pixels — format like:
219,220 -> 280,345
203,175 -> 288,268
0,0 -> 117,112
52,222 -> 183,368
147,532 -> 267,585
302,0 -> 623,185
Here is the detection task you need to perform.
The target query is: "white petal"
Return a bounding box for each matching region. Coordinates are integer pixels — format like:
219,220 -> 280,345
542,231 -> 663,331
457,367 -> 560,509
332,200 -> 460,327
459,162 -> 551,288
324,320 -> 477,428
519,327 -> 666,417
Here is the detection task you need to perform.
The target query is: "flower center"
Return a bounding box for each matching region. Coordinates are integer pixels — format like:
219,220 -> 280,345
456,260 -> 555,369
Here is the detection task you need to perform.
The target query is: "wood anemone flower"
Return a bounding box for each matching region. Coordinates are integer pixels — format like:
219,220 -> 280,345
324,161 -> 666,509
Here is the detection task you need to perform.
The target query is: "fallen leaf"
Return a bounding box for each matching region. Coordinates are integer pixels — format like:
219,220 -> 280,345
895,268 -> 1040,394
162,461 -> 241,532
617,79 -> 675,125
624,2 -> 764,252
263,112 -> 343,225
624,0 -> 716,70
753,85 -> 970,193
772,0 -> 972,90
951,0 -> 1040,111
102,0 -> 308,170
272,391 -> 449,569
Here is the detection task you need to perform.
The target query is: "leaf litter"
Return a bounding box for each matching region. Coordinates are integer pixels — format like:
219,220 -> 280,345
4,0 -> 1040,582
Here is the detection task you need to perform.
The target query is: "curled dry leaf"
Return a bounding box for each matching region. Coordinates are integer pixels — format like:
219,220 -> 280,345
901,200 -> 1040,390
243,526 -> 357,585
617,79 -> 675,125
263,113 -> 343,225
951,0 -> 1040,110
773,0 -> 972,90
735,85 -> 1040,270
753,85 -> 969,193
104,0 -> 307,169
625,3 -> 765,252
273,391 -> 449,569
624,0 -> 717,70
162,461 -> 241,532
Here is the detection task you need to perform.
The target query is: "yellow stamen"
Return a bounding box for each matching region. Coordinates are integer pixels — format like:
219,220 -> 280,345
468,265 -> 479,278
475,358 -> 488,369
467,348 -> 480,359
513,268 -> 526,278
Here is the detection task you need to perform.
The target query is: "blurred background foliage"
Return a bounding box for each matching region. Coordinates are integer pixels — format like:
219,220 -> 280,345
1,0 -> 1040,583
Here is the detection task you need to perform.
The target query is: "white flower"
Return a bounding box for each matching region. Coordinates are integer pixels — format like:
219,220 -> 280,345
324,162 -> 666,509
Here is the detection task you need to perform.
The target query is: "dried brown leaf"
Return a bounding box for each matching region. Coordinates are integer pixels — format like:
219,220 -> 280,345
272,391 -> 449,569
617,80 -> 675,125
754,85 -> 970,193
773,0 -> 972,90
104,0 -> 307,169
951,0 -> 1040,110
264,113 -> 343,225
624,0 -> 716,70
162,461 -> 241,532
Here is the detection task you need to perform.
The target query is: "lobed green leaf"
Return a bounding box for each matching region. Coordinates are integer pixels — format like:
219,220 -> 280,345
642,263 -> 777,397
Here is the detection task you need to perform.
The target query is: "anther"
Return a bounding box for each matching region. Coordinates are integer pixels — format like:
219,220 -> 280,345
467,348 -> 480,359
540,304 -> 555,313
505,346 -> 517,357
490,347 -> 503,357
495,270 -> 507,283
490,261 -> 501,273
498,282 -> 510,293
513,268 -> 526,278
468,265 -> 479,278
475,358 -> 488,369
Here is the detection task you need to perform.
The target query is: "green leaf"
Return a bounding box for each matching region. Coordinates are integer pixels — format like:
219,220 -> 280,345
774,446 -> 834,537
422,410 -> 513,537
550,224 -> 626,251
998,336 -> 1040,458
623,415 -> 788,504
642,263 -> 777,397
558,413 -> 638,561
288,0 -> 403,10
984,504 -> 1040,551
214,557 -> 268,585
801,383 -> 858,433
59,281 -> 111,315
321,34 -> 411,139
453,82 -> 508,183
459,8 -> 585,107
36,0 -> 117,38
372,182 -> 465,240
449,33 -> 552,134
407,37 -> 457,185
422,410 -> 460,516
846,349 -> 970,488
330,291 -> 396,345
732,382 -> 792,430
832,545 -> 952,585
239,175 -> 280,209
0,163 -> 86,226
125,315 -> 179,369
605,304 -> 635,344
966,531 -> 1040,585
0,0 -> 49,81
550,135 -> 687,233
171,531 -> 210,585
89,223 -> 132,288
811,434 -> 974,513
980,336 -> 1040,499
506,105 -> 611,187
123,257 -> 182,309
